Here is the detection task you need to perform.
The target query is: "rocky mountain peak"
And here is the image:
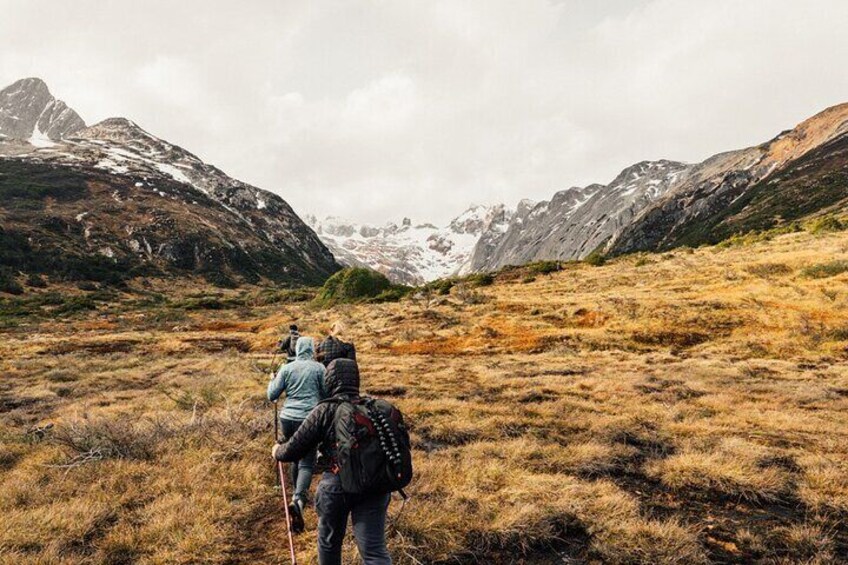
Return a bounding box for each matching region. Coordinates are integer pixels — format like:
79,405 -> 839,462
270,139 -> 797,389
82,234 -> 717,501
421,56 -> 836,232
75,118 -> 159,145
0,77 -> 85,142
609,159 -> 686,187
0,77 -> 338,286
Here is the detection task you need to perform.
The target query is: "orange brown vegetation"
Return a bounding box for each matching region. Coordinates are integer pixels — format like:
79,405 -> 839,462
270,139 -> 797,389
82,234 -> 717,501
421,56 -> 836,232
1,228 -> 848,563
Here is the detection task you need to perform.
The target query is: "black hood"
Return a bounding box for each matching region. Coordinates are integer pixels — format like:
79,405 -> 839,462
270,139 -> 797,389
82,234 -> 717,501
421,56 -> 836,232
324,358 -> 360,397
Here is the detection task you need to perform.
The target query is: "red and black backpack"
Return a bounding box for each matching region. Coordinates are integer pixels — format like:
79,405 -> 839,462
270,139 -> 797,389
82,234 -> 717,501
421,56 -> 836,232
329,396 -> 413,497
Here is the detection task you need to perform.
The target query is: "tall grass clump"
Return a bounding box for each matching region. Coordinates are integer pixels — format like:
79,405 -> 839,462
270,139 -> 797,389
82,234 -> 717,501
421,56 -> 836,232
801,260 -> 848,279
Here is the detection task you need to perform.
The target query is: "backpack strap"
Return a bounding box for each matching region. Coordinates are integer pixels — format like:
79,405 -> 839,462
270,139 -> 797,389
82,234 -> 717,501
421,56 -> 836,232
319,394 -> 356,406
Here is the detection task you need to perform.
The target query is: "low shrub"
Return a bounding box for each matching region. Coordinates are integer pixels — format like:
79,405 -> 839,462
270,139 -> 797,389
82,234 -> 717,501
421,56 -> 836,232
54,296 -> 97,315
716,223 -> 804,249
422,278 -> 455,296
634,257 -> 653,267
746,263 -> 793,278
466,273 -> 494,287
529,260 -> 561,275
584,252 -> 607,267
253,288 -> 316,306
202,269 -> 239,289
808,215 -> 845,234
25,273 -> 47,288
179,295 -> 245,311
373,286 -> 413,303
52,417 -> 172,462
316,267 -> 407,305
0,269 -> 23,295
801,260 -> 848,279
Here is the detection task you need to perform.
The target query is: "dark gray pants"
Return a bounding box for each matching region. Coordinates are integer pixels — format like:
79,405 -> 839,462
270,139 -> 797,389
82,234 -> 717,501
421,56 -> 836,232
315,473 -> 391,565
281,418 -> 315,500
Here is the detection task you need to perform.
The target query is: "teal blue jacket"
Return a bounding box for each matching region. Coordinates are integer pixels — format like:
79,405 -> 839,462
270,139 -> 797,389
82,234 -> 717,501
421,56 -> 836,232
267,337 -> 326,420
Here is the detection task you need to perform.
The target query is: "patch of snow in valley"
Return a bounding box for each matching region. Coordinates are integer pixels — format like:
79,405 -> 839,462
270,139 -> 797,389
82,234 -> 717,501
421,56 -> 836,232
28,126 -> 55,148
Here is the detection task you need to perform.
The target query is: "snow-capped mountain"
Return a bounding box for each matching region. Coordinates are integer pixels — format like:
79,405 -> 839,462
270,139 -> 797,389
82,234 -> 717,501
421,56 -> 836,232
0,78 -> 338,286
0,78 -> 85,143
469,160 -> 688,271
610,102 -> 848,254
307,205 -> 513,285
469,101 -> 848,272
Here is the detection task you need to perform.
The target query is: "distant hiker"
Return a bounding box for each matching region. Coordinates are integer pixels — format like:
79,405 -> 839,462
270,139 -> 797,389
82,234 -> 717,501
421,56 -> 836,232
278,324 -> 300,363
267,336 -> 325,532
271,358 -> 412,565
316,321 -> 356,367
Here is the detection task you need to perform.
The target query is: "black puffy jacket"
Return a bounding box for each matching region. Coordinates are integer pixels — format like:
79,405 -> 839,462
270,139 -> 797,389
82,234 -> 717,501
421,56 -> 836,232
273,358 -> 360,465
316,335 -> 356,367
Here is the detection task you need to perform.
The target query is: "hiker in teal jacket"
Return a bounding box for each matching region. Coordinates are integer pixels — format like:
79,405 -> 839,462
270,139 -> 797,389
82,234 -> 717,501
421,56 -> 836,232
267,336 -> 326,532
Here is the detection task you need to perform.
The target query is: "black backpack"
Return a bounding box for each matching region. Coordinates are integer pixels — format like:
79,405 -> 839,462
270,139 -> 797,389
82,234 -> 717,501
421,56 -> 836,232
286,332 -> 300,358
331,396 -> 412,496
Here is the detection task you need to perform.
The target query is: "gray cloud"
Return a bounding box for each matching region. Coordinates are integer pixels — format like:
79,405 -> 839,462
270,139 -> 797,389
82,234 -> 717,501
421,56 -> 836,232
2,0 -> 848,224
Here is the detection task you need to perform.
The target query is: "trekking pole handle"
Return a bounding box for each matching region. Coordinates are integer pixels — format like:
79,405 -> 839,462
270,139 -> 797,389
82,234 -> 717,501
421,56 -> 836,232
277,460 -> 298,565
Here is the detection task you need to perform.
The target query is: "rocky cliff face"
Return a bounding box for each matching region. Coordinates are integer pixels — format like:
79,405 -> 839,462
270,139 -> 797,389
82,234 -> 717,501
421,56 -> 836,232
0,78 -> 338,286
469,160 -> 688,271
470,102 -> 848,270
609,102 -> 848,254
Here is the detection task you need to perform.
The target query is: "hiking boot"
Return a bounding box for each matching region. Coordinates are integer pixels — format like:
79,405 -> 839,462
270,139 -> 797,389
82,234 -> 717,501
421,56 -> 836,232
288,496 -> 305,534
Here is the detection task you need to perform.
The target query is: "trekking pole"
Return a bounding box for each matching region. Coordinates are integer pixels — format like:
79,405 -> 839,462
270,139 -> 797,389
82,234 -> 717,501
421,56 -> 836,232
277,458 -> 299,565
273,402 -> 298,564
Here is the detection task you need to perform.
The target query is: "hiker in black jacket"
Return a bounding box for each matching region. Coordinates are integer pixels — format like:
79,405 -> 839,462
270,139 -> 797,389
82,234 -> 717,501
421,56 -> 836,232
316,321 -> 356,367
278,324 -> 300,363
271,358 -> 391,565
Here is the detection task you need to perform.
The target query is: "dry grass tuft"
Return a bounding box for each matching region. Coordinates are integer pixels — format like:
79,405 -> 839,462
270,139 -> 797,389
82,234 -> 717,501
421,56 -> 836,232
646,438 -> 791,502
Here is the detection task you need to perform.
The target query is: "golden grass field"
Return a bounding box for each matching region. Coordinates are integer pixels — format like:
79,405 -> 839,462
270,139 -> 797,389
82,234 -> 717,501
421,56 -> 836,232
2,228 -> 848,564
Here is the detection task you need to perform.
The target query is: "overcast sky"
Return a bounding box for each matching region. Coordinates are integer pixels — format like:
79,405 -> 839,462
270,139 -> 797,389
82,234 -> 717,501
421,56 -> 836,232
2,1 -> 848,225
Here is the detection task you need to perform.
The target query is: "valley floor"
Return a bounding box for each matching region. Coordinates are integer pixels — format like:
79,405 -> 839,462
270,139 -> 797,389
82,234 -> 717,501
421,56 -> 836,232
1,229 -> 848,564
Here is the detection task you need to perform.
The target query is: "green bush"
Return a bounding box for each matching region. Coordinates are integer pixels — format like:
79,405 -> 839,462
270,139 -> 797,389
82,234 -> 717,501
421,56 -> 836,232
373,286 -> 413,303
808,215 -> 846,234
178,295 -> 245,311
253,288 -> 317,306
54,296 -> 97,315
316,268 -> 395,305
202,269 -> 239,289
1,292 -> 102,319
529,261 -> 561,275
634,257 -> 653,267
716,222 -> 804,249
584,252 -> 607,267
0,269 -> 23,295
25,273 -> 47,288
466,273 -> 494,287
422,278 -> 455,296
801,260 -> 848,279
